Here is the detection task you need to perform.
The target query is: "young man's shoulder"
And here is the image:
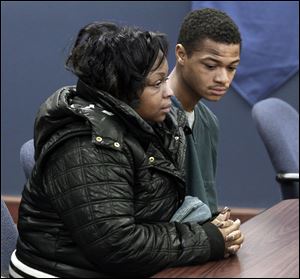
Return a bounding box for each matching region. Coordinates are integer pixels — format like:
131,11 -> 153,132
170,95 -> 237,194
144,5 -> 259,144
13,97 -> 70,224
196,101 -> 219,129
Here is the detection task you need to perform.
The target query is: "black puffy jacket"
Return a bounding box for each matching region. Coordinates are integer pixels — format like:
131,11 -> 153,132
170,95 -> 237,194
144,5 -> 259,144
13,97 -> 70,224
16,81 -> 224,277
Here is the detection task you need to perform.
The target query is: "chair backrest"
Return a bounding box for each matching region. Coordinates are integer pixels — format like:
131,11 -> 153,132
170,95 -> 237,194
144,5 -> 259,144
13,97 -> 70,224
20,139 -> 35,179
252,98 -> 299,199
1,200 -> 18,277
252,98 -> 299,173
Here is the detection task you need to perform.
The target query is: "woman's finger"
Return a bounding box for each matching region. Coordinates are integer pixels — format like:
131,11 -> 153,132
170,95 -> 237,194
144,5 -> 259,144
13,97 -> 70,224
225,230 -> 241,241
222,219 -> 241,235
226,233 -> 245,246
226,244 -> 240,254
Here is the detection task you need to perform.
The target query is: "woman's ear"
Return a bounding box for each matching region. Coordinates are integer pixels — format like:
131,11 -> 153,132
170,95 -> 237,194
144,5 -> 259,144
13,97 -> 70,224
175,44 -> 187,66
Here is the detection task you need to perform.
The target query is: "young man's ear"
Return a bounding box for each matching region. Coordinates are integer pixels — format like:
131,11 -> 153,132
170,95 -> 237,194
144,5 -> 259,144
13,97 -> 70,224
175,44 -> 187,65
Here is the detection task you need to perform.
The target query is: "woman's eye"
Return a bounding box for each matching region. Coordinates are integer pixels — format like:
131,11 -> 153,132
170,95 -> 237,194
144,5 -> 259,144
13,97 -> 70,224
153,77 -> 169,88
154,81 -> 162,88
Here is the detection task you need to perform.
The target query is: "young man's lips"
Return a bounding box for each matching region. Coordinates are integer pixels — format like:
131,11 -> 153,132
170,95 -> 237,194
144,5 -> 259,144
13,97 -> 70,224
210,88 -> 227,96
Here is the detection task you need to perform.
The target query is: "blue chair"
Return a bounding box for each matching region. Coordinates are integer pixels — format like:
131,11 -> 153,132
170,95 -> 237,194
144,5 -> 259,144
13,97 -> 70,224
1,200 -> 19,277
252,98 -> 299,199
20,139 -> 35,180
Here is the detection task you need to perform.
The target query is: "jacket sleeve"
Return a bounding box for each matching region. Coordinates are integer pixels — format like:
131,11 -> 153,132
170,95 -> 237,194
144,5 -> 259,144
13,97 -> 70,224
44,136 -> 224,277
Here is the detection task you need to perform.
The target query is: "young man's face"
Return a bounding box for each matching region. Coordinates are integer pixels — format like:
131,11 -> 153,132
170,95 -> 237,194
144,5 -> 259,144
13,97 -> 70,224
179,38 -> 240,101
135,56 -> 173,122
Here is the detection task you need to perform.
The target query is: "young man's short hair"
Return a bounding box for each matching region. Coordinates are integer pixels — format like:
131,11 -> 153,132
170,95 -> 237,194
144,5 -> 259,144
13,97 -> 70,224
178,8 -> 242,56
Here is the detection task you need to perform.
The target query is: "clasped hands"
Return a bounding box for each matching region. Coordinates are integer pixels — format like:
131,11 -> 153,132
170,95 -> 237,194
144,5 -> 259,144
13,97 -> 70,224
211,207 -> 244,258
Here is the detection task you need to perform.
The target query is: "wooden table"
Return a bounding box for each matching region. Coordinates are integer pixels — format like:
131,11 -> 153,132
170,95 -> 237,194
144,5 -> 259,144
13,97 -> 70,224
153,199 -> 299,278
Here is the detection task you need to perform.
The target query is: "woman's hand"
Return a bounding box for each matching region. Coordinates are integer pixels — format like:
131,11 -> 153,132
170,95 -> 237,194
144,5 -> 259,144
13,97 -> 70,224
211,208 -> 244,258
212,206 -> 231,226
220,219 -> 244,257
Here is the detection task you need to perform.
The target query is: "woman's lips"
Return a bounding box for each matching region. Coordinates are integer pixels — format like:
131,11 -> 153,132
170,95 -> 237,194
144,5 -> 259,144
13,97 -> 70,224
161,104 -> 172,113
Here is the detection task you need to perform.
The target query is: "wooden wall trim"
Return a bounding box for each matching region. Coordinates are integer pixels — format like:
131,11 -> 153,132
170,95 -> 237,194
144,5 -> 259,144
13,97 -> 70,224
2,195 -> 21,223
2,195 -> 264,224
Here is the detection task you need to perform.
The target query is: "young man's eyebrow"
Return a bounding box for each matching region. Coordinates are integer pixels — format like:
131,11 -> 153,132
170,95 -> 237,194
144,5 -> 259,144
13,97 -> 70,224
202,57 -> 240,64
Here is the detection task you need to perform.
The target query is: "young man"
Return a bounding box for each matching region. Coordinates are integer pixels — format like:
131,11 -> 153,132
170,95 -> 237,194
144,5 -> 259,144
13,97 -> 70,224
168,8 -> 242,216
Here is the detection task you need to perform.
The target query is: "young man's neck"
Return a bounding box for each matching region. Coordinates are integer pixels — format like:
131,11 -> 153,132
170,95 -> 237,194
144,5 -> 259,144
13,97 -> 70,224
168,66 -> 200,112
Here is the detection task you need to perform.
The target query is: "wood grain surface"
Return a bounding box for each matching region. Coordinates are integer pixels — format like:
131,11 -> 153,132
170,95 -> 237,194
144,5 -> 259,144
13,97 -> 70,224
153,199 -> 299,278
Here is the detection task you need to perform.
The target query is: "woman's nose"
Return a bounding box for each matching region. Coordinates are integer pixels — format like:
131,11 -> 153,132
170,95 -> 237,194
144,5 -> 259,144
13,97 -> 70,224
163,83 -> 174,97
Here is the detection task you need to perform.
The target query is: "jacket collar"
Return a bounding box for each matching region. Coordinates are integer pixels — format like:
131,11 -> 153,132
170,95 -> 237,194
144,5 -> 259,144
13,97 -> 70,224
76,80 -> 155,134
171,96 -> 192,135
75,80 -> 187,137
34,81 -> 186,157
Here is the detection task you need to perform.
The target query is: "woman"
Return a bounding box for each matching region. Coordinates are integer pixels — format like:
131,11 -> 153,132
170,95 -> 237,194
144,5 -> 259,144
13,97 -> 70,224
11,22 -> 242,278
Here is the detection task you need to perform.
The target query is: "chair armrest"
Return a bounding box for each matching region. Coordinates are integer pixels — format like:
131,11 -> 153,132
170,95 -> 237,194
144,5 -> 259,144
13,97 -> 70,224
276,173 -> 299,182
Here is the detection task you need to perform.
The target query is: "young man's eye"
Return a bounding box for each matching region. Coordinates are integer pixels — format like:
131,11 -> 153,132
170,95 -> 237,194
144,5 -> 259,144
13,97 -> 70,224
228,66 -> 237,72
204,64 -> 216,70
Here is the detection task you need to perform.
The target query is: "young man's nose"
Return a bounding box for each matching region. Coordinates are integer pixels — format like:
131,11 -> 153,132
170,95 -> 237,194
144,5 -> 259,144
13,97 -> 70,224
214,68 -> 230,85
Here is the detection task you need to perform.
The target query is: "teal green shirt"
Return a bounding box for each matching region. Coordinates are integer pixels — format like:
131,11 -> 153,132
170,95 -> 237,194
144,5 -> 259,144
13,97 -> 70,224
172,97 -> 219,214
